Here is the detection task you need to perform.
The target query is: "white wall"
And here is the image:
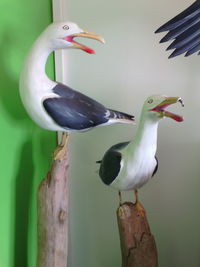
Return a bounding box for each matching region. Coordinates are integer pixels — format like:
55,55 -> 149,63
55,0 -> 200,266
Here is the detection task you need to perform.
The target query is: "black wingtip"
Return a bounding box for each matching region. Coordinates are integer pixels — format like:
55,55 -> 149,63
168,49 -> 186,58
185,49 -> 195,57
155,27 -> 165,34
156,1 -> 200,58
156,0 -> 200,34
166,41 -> 176,50
155,22 -> 174,34
155,20 -> 175,33
108,109 -> 135,123
96,160 -> 102,164
168,52 -> 178,59
166,45 -> 173,51
160,35 -> 171,43
155,23 -> 178,34
159,37 -> 167,43
184,42 -> 200,56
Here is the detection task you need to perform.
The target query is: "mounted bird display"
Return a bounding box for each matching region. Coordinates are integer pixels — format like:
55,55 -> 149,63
97,95 -> 184,213
155,0 -> 200,58
20,22 -> 135,133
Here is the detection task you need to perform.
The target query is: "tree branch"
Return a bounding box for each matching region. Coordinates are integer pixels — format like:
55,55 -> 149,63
37,134 -> 69,267
117,202 -> 158,267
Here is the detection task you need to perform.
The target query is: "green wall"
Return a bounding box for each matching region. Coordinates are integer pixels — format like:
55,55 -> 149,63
0,1 -> 55,267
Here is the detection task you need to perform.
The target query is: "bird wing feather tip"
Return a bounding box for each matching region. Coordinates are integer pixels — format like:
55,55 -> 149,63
168,52 -> 178,59
116,118 -> 135,124
155,1 -> 200,34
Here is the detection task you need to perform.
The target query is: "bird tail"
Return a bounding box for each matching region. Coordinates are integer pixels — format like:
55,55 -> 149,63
108,109 -> 135,124
95,161 -> 101,174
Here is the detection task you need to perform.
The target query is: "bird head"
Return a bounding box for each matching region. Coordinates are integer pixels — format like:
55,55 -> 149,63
142,95 -> 184,122
42,22 -> 105,53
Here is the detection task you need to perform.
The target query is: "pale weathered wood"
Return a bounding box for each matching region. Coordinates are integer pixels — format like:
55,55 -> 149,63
37,134 -> 69,267
117,202 -> 158,267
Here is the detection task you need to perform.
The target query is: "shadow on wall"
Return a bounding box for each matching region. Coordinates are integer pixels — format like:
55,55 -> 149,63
0,33 -> 35,267
14,140 -> 34,267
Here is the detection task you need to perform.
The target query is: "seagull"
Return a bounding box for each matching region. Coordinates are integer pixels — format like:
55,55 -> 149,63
97,95 -> 184,213
19,22 -> 135,135
155,0 -> 200,58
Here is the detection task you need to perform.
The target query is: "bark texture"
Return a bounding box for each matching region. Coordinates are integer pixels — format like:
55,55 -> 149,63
117,202 -> 158,267
37,141 -> 69,267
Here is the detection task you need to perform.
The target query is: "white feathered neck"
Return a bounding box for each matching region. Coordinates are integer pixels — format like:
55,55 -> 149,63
19,34 -> 61,130
125,112 -> 159,156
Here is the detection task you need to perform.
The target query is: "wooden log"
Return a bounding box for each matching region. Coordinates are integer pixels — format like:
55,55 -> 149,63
117,202 -> 158,267
37,134 -> 69,267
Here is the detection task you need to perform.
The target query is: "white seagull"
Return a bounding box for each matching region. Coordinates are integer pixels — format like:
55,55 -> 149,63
97,95 -> 184,212
20,22 -> 135,133
155,0 -> 200,58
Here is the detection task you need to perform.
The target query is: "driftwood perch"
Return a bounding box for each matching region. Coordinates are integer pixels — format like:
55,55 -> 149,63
117,202 -> 158,267
37,134 -> 69,267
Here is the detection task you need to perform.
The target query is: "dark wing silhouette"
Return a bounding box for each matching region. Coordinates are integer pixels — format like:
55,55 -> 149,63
43,83 -> 134,131
155,0 -> 200,58
97,142 -> 129,185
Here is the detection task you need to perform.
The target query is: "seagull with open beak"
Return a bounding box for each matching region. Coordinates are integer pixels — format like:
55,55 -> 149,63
20,22 -> 135,134
97,95 -> 184,213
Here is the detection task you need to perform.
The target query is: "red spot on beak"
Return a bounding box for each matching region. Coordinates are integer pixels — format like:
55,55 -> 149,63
83,47 -> 95,54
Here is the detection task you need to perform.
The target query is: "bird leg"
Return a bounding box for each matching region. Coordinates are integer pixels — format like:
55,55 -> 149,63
54,132 -> 69,160
59,132 -> 68,147
118,190 -> 122,206
134,189 -> 145,216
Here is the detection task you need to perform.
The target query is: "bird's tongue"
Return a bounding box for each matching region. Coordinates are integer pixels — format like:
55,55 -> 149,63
72,39 -> 95,54
154,100 -> 184,122
163,110 -> 183,122
63,36 -> 95,54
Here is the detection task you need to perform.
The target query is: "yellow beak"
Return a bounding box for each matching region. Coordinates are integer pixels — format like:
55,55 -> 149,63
160,97 -> 184,106
67,30 -> 105,54
72,30 -> 105,44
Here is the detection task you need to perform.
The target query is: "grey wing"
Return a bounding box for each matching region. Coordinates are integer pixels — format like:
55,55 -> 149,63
155,0 -> 200,58
99,149 -> 122,185
43,84 -> 109,130
43,83 -> 134,130
152,156 -> 158,177
43,97 -> 108,130
98,142 -> 129,185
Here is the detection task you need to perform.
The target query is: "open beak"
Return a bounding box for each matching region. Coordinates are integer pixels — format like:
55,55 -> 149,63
63,30 -> 105,54
151,96 -> 184,122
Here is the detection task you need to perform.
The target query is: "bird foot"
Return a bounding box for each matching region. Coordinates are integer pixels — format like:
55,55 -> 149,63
53,144 -> 67,160
53,133 -> 69,160
134,201 -> 145,217
118,190 -> 123,206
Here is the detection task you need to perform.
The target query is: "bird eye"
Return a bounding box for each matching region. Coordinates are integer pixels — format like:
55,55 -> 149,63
148,99 -> 153,104
63,25 -> 69,30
